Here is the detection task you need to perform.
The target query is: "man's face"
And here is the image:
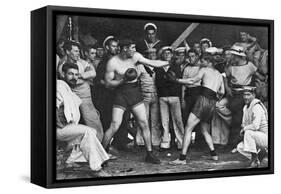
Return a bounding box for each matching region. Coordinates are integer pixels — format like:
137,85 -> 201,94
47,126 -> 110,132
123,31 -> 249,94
201,43 -> 210,53
175,52 -> 186,65
87,48 -> 96,61
107,41 -> 119,55
243,91 -> 255,105
146,29 -> 157,42
240,32 -> 248,42
125,44 -> 136,58
224,51 -> 233,63
188,52 -> 198,65
57,41 -> 65,57
64,68 -> 79,87
96,48 -> 104,58
147,51 -> 157,60
193,43 -> 201,55
162,50 -> 172,61
200,58 -> 210,67
67,45 -> 80,62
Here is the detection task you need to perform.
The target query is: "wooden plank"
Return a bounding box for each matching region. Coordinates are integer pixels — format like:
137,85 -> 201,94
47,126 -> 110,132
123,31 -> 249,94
170,23 -> 199,50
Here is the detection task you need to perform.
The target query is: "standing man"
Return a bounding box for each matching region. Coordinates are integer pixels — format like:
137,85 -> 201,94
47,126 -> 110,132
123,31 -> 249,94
236,86 -> 268,168
135,48 -> 162,147
200,38 -> 212,54
154,46 -> 184,150
85,45 -> 98,70
169,53 -> 225,164
181,49 -> 202,125
93,36 -> 131,152
57,63 -> 109,172
57,40 -> 104,142
102,39 -> 169,164
138,23 -> 163,55
225,45 -> 258,148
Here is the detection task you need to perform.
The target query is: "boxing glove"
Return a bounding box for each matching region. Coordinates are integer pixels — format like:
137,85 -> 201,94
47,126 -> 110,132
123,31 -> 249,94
124,68 -> 138,81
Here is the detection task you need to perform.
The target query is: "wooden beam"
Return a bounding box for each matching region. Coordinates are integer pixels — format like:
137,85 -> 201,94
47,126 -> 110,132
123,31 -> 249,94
170,23 -> 199,50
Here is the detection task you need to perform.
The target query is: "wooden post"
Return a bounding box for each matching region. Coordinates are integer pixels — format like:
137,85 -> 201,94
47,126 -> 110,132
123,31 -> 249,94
72,16 -> 79,42
56,15 -> 68,42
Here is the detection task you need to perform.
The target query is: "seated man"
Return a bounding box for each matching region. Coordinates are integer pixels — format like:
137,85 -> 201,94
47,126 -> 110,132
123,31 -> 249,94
57,63 -> 109,172
236,86 -> 268,168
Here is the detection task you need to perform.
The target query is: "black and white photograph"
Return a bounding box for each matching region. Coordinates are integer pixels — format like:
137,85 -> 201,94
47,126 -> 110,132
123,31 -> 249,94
54,9 -> 272,181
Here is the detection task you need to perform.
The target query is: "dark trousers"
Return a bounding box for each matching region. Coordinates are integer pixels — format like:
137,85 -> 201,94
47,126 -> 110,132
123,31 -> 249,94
228,92 -> 245,146
184,87 -> 204,145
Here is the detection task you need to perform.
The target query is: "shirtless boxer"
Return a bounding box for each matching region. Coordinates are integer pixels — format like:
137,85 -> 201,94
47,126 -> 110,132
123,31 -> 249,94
102,39 -> 169,164
169,53 -> 225,164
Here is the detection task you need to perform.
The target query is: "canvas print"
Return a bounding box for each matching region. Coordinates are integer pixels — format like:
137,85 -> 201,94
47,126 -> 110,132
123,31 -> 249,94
55,14 -> 269,180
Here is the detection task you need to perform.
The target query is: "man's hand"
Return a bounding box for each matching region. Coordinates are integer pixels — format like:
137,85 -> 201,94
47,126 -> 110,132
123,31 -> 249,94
226,87 -> 233,97
181,99 -> 186,111
166,71 -> 178,83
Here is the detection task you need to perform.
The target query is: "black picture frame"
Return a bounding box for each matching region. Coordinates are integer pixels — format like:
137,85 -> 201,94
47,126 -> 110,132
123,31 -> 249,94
31,5 -> 274,188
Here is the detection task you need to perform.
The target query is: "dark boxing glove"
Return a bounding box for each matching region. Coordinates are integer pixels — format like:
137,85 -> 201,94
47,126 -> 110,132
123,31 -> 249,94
166,70 -> 178,82
124,68 -> 138,82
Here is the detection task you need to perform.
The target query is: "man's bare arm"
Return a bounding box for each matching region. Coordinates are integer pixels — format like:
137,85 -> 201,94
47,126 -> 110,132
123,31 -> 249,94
80,65 -> 96,80
134,52 -> 169,68
104,59 -> 123,88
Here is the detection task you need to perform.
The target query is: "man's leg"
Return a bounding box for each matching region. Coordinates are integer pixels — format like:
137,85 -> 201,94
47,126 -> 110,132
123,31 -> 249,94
170,97 -> 184,149
170,113 -> 200,165
159,97 -> 171,149
150,95 -> 162,146
136,99 -> 150,146
181,113 -> 201,155
132,103 -> 160,164
102,107 -> 125,149
57,124 -> 109,171
80,98 -> 104,142
201,122 -> 218,160
111,110 -> 131,150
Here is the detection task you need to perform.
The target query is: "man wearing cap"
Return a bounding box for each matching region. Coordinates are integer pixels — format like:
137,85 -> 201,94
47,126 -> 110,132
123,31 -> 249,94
225,45 -> 258,148
236,86 -> 268,168
102,39 -> 169,164
169,53 -> 225,164
57,40 -> 104,142
92,36 -> 132,153
138,23 -> 163,55
154,46 -> 184,150
200,38 -> 212,54
135,48 -> 162,147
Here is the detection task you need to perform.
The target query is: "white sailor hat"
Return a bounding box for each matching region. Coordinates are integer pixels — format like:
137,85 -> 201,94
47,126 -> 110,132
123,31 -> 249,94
205,47 -> 223,55
242,86 -> 256,93
103,35 -> 115,48
200,38 -> 212,47
175,47 -> 187,54
144,23 -> 158,31
161,46 -> 172,52
229,45 -> 246,57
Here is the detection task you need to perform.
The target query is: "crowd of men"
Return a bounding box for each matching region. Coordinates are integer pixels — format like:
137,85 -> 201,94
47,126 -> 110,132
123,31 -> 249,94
56,22 -> 269,174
